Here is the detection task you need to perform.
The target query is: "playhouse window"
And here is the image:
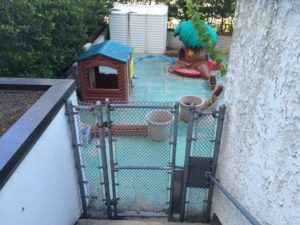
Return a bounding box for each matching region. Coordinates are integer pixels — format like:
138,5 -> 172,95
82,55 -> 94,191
98,66 -> 118,75
88,66 -> 119,89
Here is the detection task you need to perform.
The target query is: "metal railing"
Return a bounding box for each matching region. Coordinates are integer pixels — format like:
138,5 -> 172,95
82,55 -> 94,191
209,175 -> 262,225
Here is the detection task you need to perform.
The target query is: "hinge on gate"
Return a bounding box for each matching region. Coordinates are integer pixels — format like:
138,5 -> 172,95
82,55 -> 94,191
96,121 -> 112,128
188,137 -> 197,142
205,172 -> 212,184
106,105 -> 114,111
105,121 -> 112,128
96,122 -> 105,128
205,171 -> 211,178
65,111 -> 78,116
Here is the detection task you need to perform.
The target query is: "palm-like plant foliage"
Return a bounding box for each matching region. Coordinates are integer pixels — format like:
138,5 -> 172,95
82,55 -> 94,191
173,20 -> 218,48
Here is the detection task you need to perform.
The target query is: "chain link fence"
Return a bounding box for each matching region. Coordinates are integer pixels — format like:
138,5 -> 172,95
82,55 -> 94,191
72,103 -> 110,218
179,107 -> 223,223
68,101 -> 225,221
106,101 -> 178,217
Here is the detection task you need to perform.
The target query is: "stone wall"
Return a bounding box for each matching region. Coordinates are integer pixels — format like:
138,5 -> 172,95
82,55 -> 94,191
211,1 -> 300,225
215,35 -> 232,53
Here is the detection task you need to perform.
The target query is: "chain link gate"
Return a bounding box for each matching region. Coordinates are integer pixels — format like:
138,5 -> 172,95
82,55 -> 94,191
67,101 -> 112,219
105,100 -> 179,218
68,100 -> 225,222
179,104 -> 226,222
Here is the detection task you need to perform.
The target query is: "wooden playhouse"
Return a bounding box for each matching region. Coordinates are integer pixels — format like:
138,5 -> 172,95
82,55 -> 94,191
76,40 -> 133,103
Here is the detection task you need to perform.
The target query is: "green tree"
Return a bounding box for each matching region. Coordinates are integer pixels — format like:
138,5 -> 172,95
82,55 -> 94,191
115,0 -> 235,25
195,0 -> 236,32
0,0 -> 112,78
114,0 -> 188,21
186,0 -> 228,75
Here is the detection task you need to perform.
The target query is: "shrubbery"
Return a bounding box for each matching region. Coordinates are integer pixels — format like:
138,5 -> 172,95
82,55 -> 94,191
0,0 -> 112,78
0,0 -> 235,78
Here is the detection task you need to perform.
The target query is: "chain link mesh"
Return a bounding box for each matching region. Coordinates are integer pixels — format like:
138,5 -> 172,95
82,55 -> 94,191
185,188 -> 208,218
74,103 -> 107,217
192,114 -> 217,157
115,169 -> 170,214
185,112 -> 218,220
108,103 -> 176,215
72,101 -> 220,220
110,106 -> 175,167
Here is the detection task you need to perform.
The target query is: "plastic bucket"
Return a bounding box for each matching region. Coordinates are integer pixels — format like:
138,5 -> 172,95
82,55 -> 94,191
179,96 -> 204,122
145,111 -> 173,141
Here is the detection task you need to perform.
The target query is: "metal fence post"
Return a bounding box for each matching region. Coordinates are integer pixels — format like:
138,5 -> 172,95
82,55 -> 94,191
205,104 -> 226,222
95,101 -> 112,219
179,104 -> 195,222
168,101 -> 179,221
105,98 -> 118,218
66,100 -> 88,217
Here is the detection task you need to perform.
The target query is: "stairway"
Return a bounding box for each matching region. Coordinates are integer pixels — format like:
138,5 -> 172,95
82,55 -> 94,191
77,219 -> 209,225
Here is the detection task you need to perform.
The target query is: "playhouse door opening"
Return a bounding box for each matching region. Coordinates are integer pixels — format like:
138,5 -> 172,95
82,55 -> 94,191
88,66 -> 119,89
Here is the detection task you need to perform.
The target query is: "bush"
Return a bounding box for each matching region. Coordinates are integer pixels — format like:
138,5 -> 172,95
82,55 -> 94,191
0,0 -> 112,78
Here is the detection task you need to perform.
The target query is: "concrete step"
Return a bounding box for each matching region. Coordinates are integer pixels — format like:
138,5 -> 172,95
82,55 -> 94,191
77,219 -> 209,225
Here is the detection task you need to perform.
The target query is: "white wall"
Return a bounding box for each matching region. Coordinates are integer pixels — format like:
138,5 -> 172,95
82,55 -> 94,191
167,31 -> 181,50
212,1 -> 300,225
0,92 -> 82,225
93,31 -> 107,45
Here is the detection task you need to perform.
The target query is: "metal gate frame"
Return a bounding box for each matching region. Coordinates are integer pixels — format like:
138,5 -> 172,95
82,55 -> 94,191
68,100 -> 225,222
105,100 -> 179,218
179,104 -> 226,222
67,100 -> 112,218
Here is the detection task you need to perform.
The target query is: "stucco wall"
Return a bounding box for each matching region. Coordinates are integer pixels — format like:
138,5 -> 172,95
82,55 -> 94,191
0,93 -> 82,225
212,1 -> 300,225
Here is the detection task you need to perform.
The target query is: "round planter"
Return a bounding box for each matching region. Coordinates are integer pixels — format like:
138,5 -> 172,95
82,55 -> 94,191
179,96 -> 205,122
145,111 -> 173,141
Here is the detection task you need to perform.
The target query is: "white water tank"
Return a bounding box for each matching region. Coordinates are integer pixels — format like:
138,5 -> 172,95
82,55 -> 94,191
109,4 -> 168,54
109,5 -> 132,45
129,5 -> 147,53
146,5 -> 168,54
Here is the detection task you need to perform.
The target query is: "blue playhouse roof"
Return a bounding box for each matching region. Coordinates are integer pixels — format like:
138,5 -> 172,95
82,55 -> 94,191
76,40 -> 133,63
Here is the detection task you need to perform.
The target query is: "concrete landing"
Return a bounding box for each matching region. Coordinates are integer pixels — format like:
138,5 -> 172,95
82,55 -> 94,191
77,219 -> 209,225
